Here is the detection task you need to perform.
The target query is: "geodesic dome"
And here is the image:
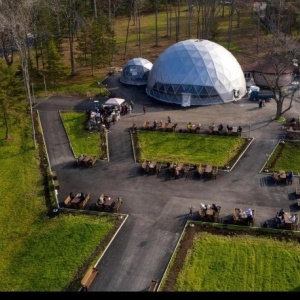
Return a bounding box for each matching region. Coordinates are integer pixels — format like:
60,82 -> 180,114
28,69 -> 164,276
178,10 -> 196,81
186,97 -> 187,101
146,39 -> 246,106
120,58 -> 153,86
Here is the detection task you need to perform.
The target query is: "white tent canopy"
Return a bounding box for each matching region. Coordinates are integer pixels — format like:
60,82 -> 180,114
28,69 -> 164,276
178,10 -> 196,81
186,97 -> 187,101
104,98 -> 125,106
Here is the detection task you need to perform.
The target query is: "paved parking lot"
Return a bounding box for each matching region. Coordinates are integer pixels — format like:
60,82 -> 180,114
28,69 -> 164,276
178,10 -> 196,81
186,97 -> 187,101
34,73 -> 300,291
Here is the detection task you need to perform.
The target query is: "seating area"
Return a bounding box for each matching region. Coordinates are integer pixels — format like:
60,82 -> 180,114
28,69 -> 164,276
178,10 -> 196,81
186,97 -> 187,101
137,120 -> 242,136
77,155 -> 98,167
284,117 -> 300,138
141,161 -> 194,179
140,161 -> 218,181
198,203 -> 221,222
64,192 -> 91,210
196,164 -> 218,179
233,208 -> 255,226
275,208 -> 298,230
272,170 -> 294,185
92,194 -> 124,213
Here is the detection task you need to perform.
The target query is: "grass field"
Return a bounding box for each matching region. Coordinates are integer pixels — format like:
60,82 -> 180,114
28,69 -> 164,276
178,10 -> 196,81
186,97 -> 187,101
161,226 -> 300,292
135,130 -> 249,167
0,105 -> 119,291
60,111 -> 103,158
264,141 -> 300,174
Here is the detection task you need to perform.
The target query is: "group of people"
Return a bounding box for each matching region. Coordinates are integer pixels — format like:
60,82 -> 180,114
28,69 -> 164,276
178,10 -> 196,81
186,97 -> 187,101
141,117 -> 178,132
186,122 -> 202,133
276,208 -> 286,224
95,195 -> 120,213
237,208 -> 253,220
139,118 -> 243,135
209,123 -> 242,135
200,203 -> 219,212
70,192 -> 86,201
276,208 -> 297,225
85,101 -> 135,132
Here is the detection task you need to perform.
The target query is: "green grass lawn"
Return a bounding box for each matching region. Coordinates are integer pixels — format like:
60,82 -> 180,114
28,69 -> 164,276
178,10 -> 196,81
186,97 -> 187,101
0,105 -> 118,291
265,141 -> 300,174
60,111 -> 104,159
161,228 -> 300,292
135,130 -> 249,167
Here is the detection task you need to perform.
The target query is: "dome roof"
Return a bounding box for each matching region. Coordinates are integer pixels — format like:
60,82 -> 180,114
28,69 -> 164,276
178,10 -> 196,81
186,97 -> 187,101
146,39 -> 246,106
120,58 -> 153,86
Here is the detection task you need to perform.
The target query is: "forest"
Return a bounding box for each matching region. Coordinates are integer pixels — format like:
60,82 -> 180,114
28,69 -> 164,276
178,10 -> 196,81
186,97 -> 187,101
1,0 -> 300,118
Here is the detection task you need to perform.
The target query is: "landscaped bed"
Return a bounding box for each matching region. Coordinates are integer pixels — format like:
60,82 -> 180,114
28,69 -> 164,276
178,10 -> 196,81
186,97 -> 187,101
264,140 -> 300,174
60,111 -> 106,159
133,130 -> 253,170
160,223 -> 300,292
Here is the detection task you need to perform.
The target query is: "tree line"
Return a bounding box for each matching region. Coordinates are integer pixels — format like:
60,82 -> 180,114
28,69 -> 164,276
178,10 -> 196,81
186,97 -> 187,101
1,0 -> 300,141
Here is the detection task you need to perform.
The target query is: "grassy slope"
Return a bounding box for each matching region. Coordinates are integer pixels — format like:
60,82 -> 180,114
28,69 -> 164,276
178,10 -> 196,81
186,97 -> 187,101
0,104 -> 117,291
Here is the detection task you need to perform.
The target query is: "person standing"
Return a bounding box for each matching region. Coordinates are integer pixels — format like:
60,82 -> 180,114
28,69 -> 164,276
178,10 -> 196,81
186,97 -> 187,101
167,116 -> 171,123
143,105 -> 146,114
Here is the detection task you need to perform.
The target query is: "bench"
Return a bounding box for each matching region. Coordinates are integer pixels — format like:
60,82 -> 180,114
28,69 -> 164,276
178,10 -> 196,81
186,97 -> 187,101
285,128 -> 300,139
81,267 -> 99,291
148,279 -> 159,292
88,156 -> 98,167
197,164 -> 205,178
212,167 -> 218,179
141,161 -> 148,173
78,194 -> 91,210
156,162 -> 162,174
51,171 -> 57,180
64,196 -> 72,208
113,197 -> 123,213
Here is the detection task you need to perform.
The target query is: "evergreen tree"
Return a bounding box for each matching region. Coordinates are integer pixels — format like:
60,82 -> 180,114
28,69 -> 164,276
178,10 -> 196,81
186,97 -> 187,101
0,61 -> 25,140
77,16 -> 115,76
45,39 -> 68,85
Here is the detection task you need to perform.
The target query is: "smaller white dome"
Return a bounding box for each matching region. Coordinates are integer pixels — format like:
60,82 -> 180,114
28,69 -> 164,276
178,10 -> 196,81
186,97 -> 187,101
120,58 -> 153,86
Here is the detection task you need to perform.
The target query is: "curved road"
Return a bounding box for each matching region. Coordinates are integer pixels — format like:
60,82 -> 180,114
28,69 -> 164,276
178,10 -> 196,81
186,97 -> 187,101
34,74 -> 299,291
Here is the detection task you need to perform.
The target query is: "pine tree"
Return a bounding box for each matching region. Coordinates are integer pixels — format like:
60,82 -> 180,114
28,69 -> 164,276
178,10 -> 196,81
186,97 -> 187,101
0,61 -> 24,140
45,39 -> 68,85
77,17 -> 115,76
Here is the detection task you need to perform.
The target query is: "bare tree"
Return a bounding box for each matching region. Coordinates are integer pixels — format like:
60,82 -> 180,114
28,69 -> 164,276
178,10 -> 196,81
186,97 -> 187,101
0,29 -> 15,66
258,34 -> 300,120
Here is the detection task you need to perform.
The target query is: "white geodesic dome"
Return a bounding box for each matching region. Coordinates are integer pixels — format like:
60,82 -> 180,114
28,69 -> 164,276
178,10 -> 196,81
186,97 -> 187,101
120,58 -> 153,86
146,39 -> 247,106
